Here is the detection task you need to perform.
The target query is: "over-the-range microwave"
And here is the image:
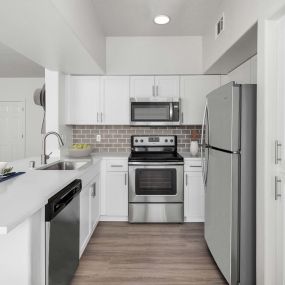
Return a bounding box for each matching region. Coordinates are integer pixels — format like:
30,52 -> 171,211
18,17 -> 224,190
130,98 -> 181,126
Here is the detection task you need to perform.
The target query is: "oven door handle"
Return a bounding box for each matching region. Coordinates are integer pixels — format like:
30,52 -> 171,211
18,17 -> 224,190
128,161 -> 184,166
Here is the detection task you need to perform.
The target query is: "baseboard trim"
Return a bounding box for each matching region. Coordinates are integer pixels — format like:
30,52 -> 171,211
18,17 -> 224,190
100,216 -> 128,222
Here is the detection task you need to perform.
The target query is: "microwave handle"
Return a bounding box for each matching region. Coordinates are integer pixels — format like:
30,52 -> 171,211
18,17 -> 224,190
169,102 -> 173,120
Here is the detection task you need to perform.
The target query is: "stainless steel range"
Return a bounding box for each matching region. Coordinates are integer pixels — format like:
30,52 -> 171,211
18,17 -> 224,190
128,135 -> 184,223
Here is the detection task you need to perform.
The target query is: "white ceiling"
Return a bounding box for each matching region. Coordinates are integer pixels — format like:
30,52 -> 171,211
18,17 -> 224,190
92,0 -> 223,36
0,42 -> 44,77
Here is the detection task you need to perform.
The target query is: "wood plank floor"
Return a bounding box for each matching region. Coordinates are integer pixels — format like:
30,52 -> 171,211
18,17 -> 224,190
71,222 -> 227,285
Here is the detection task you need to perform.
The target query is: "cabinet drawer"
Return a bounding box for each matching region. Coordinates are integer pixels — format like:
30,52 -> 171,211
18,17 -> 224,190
184,160 -> 202,172
106,159 -> 128,172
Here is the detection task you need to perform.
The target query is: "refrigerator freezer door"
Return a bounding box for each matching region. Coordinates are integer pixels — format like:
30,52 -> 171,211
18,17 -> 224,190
204,148 -> 239,284
207,82 -> 240,152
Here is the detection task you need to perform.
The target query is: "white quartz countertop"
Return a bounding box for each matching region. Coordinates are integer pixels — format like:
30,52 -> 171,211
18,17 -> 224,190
91,152 -> 130,158
0,156 -> 96,235
1,151 -> 198,234
180,152 -> 202,159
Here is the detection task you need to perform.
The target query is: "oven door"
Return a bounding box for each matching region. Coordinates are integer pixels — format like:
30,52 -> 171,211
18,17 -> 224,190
129,163 -> 184,203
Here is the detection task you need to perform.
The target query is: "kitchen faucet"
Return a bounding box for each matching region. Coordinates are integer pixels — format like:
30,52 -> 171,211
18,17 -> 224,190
41,132 -> 64,164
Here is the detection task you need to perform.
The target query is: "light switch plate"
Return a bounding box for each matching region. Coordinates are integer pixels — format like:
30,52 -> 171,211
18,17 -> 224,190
96,135 -> 101,142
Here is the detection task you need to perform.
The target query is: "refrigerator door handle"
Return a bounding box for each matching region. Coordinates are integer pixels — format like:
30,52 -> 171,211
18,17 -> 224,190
201,103 -> 207,186
205,106 -> 209,185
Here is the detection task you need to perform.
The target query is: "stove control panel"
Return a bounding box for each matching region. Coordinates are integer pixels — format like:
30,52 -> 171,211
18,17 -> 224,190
132,136 -> 176,147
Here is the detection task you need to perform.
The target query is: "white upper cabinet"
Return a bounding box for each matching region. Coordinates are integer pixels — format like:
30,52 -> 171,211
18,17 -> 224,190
65,76 -> 130,125
130,76 -> 155,98
155,76 -> 180,98
180,75 -> 220,125
101,76 -> 130,125
66,76 -> 101,125
130,76 -> 180,98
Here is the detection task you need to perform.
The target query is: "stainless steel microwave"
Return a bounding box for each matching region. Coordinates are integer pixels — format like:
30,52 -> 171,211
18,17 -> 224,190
130,98 -> 181,126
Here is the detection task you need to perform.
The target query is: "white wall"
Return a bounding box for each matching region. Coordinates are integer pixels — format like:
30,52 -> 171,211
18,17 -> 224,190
203,0 -> 258,72
45,70 -> 72,158
0,0 -> 104,75
106,36 -> 203,75
51,0 -> 106,72
0,78 -> 44,157
221,55 -> 257,85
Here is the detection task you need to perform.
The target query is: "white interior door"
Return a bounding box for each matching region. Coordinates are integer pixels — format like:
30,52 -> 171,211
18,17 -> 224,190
274,15 -> 285,285
0,101 -> 25,161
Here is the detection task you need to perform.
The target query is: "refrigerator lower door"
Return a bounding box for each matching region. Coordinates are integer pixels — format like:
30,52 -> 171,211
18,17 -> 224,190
204,148 -> 239,285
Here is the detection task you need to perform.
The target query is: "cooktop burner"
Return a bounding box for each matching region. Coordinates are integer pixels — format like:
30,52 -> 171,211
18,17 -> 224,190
129,152 -> 183,162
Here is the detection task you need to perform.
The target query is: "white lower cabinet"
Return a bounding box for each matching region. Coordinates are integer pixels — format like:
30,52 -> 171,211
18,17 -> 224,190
105,172 -> 128,217
80,172 -> 100,256
184,159 -> 204,222
101,158 -> 128,221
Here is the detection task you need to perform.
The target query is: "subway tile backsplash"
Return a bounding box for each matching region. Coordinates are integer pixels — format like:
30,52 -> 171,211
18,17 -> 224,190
72,125 -> 202,153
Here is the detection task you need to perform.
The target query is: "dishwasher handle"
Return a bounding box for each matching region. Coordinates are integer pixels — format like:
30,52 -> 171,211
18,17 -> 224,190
46,179 -> 82,221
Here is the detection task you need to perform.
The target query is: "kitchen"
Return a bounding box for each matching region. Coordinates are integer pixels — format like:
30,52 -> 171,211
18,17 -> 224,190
0,0 -> 284,285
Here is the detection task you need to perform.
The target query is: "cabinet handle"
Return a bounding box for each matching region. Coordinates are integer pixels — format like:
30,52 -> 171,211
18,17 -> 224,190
125,173 -> 127,186
185,173 -> 188,186
111,165 -> 123,168
92,183 -> 96,197
181,112 -> 184,124
275,140 -> 282,164
101,112 -> 103,123
190,165 -> 202,168
97,112 -> 99,123
152,85 -> 155,97
156,86 -> 158,97
275,176 -> 282,200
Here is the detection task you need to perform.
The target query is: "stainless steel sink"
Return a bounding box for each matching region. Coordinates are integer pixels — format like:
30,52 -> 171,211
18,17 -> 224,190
36,160 -> 89,170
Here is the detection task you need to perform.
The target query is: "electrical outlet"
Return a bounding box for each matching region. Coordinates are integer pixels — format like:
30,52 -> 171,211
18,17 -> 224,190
96,135 -> 101,142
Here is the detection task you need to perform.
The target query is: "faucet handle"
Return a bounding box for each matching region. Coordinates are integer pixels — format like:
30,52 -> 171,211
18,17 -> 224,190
46,152 -> 53,159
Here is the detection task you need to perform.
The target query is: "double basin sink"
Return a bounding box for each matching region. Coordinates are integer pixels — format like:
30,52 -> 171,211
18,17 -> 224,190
36,160 -> 89,171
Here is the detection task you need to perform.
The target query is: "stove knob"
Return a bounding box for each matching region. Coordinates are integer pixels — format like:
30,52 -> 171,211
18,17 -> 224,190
165,139 -> 168,143
170,139 -> 174,142
140,139 -> 143,143
135,139 -> 138,143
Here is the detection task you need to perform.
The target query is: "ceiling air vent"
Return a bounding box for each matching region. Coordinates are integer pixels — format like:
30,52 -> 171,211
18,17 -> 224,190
215,13 -> 225,38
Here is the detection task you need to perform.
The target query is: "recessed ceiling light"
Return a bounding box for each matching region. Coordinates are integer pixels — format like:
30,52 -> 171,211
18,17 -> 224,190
154,15 -> 170,25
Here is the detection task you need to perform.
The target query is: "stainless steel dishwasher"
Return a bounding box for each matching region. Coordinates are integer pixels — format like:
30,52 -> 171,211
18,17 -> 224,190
45,179 -> 82,285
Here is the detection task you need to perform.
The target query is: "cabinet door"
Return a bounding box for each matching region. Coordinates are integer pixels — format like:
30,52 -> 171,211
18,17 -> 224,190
180,76 -> 220,125
184,171 -> 204,222
155,76 -> 180,98
101,76 -> 130,124
130,76 -> 155,98
275,173 -> 285,284
105,172 -> 128,217
90,174 -> 100,230
66,76 -> 101,124
80,185 -> 91,253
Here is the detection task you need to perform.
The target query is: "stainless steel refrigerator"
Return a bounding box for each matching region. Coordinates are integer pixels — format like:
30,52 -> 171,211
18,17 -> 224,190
201,82 -> 256,285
